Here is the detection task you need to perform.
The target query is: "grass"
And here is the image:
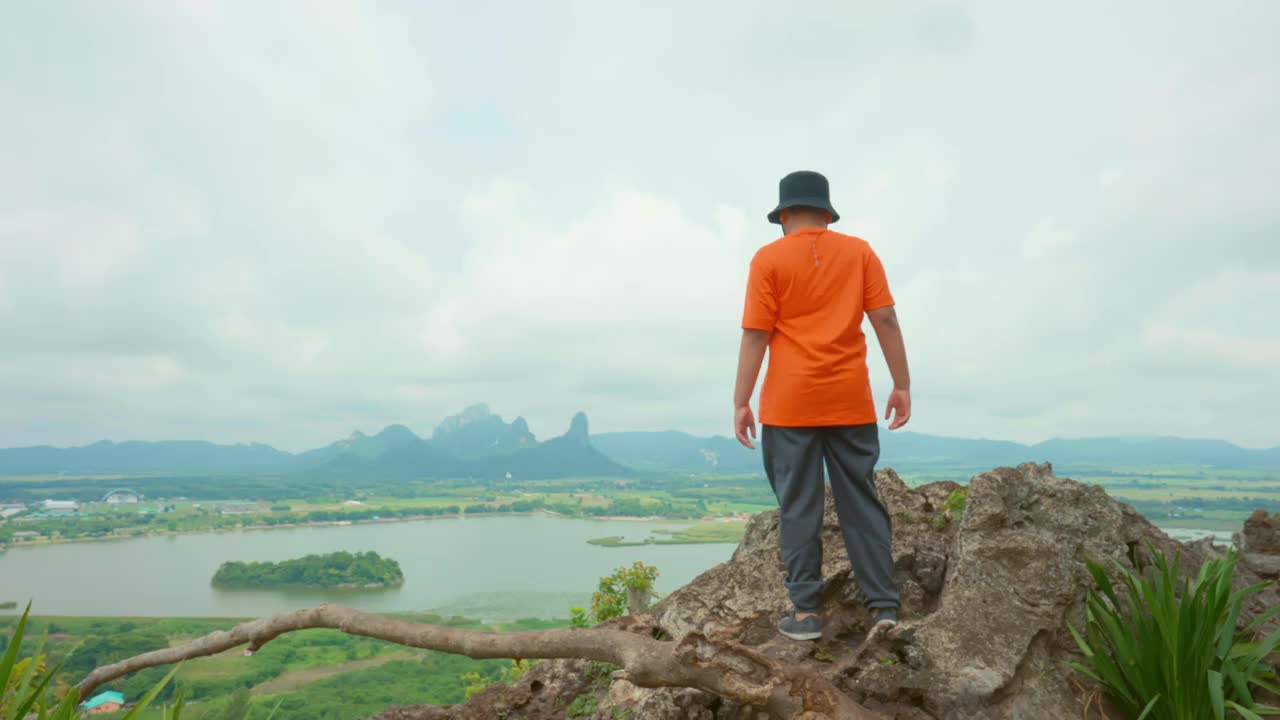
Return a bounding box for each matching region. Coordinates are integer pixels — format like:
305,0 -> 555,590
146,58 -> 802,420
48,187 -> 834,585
251,651 -> 418,694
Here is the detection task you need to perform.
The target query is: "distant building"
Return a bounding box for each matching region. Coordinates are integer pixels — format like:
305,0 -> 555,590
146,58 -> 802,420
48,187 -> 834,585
106,493 -> 139,504
344,500 -> 366,506
220,503 -> 258,515
12,531 -> 41,541
41,500 -> 79,515
82,691 -> 125,714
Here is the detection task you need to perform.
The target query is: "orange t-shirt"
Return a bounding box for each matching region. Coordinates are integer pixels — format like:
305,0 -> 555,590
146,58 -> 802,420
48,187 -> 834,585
741,228 -> 895,427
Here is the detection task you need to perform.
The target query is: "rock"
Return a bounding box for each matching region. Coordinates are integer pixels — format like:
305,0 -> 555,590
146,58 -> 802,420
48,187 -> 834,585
1237,509 -> 1280,581
1243,552 -> 1280,580
1239,509 -> 1280,555
368,463 -> 1280,720
568,411 -> 590,442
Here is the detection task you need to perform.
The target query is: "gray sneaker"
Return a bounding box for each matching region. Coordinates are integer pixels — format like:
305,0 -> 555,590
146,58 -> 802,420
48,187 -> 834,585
872,607 -> 899,630
778,613 -> 823,641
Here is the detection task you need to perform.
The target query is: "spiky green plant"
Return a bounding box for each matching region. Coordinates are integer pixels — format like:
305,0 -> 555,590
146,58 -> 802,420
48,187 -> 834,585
1069,546 -> 1280,720
2,603 -> 182,719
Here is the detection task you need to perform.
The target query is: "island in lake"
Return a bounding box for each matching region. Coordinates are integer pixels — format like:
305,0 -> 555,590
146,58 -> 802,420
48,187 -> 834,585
211,550 -> 404,589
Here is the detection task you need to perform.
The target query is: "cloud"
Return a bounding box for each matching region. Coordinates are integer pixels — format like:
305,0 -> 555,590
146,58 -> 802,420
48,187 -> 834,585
0,0 -> 1277,451
1022,218 -> 1074,260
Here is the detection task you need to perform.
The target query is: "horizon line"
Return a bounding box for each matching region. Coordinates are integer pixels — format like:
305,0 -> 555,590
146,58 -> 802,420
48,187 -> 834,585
3,427 -> 1276,455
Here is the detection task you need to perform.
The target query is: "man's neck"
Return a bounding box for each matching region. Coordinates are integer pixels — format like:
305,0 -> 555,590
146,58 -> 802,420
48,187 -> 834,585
782,221 -> 828,235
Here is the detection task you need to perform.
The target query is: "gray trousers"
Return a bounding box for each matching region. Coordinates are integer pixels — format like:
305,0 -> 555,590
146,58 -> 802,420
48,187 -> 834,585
762,423 -> 899,612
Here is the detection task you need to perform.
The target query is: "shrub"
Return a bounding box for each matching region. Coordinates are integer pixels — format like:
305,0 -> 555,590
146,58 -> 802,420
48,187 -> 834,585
2,604 -> 181,719
590,562 -> 659,623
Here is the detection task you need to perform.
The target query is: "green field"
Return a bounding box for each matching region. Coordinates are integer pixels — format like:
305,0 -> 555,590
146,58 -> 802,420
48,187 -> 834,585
3,466 -> 1276,550
2,613 -> 567,720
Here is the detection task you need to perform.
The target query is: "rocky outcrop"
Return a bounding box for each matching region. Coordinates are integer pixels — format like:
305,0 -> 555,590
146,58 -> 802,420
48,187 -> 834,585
430,403 -> 538,458
372,464 -> 1280,720
1237,509 -> 1280,579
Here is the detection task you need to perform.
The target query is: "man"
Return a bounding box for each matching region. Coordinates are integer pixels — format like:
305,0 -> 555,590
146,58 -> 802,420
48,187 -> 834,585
734,170 -> 911,641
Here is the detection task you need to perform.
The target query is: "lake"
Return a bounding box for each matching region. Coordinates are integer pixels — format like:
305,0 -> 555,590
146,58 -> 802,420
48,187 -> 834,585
0,515 -> 735,620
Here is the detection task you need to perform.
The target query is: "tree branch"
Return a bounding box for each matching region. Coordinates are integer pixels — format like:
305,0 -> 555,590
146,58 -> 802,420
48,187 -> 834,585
76,604 -> 879,720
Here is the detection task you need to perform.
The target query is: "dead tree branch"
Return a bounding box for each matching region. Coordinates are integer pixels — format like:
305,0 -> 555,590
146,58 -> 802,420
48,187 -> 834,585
76,604 -> 878,720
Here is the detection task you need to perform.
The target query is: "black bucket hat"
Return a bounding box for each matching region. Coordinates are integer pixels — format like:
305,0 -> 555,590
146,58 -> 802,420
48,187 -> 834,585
767,170 -> 840,225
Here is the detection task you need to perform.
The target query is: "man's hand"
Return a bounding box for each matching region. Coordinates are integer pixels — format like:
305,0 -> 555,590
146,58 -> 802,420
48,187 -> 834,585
734,405 -> 757,449
867,306 -> 911,430
884,388 -> 911,430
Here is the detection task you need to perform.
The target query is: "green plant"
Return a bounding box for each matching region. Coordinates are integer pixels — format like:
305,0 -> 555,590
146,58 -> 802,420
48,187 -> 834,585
568,606 -> 592,629
567,692 -> 599,718
461,659 -> 536,699
590,562 -> 659,623
1069,545 -> 1280,720
460,671 -> 488,699
939,487 -> 967,526
586,662 -> 618,691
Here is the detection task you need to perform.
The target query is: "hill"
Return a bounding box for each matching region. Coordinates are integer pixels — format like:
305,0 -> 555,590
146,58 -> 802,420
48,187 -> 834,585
0,439 -> 294,475
366,465 -> 1280,720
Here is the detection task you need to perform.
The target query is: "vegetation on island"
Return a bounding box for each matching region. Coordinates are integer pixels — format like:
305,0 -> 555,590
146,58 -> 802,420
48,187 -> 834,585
587,523 -> 746,547
211,551 -> 404,589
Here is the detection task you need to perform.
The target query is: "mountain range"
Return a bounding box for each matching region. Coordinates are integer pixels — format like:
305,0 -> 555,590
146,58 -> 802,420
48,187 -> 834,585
1,404 -> 1277,478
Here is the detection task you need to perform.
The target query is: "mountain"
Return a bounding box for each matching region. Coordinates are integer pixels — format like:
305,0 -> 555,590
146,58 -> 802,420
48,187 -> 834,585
308,411 -> 624,481
296,425 -> 423,466
591,431 -> 761,472
1029,436 -> 1277,469
481,412 -> 630,480
430,404 -> 537,459
0,439 -> 294,475
593,430 -> 1280,474
302,425 -> 471,480
1,412 -> 1276,478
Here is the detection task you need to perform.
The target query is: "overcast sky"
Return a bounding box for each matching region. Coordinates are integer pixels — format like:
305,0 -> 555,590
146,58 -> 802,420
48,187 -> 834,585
1,1 -> 1277,452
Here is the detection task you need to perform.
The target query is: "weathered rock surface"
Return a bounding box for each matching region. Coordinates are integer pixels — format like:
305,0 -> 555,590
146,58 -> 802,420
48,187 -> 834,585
371,464 -> 1280,720
1238,509 -> 1280,554
1236,509 -> 1280,579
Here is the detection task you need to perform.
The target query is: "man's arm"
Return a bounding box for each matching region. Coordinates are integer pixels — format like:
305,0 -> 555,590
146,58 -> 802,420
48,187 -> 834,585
867,306 -> 911,430
733,329 -> 770,448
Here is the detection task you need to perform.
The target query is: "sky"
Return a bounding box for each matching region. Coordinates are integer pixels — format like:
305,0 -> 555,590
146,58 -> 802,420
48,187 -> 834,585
1,1 -> 1277,452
